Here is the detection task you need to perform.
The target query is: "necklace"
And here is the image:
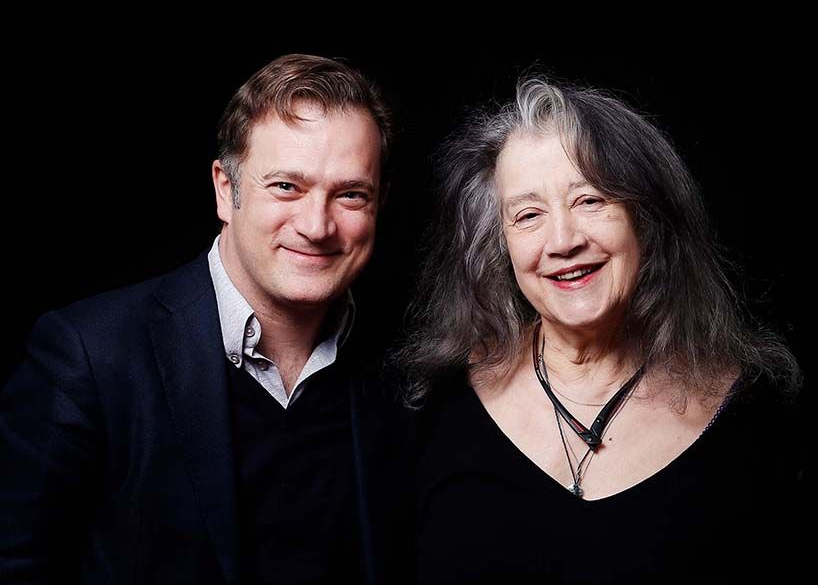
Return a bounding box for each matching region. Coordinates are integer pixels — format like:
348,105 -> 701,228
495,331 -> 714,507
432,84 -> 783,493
554,411 -> 593,497
554,393 -> 633,497
532,321 -> 645,497
550,386 -> 607,407
532,321 -> 645,448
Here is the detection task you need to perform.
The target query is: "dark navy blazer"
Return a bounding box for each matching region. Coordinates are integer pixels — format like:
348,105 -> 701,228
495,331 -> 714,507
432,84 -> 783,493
0,252 -> 411,584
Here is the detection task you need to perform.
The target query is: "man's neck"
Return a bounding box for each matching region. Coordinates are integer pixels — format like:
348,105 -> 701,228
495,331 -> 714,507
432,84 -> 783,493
253,301 -> 332,395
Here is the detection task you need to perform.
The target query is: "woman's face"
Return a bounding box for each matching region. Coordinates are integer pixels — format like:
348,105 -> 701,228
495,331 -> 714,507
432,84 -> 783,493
496,131 -> 640,335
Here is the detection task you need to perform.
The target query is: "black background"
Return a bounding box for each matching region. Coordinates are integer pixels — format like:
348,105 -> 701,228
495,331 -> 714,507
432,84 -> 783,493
2,33 -> 810,401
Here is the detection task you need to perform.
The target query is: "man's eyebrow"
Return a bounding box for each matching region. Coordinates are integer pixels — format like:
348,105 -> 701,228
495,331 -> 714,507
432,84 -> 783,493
261,170 -> 311,183
332,179 -> 377,192
261,171 -> 376,193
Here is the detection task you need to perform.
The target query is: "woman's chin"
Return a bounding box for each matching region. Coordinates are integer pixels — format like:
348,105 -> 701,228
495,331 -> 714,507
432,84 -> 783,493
541,309 -> 622,337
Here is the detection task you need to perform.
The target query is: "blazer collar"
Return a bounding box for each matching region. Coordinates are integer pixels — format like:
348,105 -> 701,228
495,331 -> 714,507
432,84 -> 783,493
149,251 -> 240,583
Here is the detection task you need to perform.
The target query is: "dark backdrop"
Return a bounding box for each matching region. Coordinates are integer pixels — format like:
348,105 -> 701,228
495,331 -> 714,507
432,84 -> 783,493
3,38 -> 809,403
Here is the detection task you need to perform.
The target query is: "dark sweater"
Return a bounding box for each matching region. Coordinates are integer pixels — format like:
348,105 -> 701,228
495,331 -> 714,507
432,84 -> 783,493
228,361 -> 362,584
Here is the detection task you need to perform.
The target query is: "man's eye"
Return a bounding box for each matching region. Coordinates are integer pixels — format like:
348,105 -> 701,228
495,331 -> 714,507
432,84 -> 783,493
339,192 -> 372,206
274,182 -> 296,191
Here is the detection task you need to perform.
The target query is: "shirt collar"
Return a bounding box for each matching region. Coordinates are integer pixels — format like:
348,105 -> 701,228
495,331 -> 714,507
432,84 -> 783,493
206,235 -> 355,368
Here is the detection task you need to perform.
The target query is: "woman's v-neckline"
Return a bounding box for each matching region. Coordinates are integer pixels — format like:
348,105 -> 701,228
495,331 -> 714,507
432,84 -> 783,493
463,380 -> 735,504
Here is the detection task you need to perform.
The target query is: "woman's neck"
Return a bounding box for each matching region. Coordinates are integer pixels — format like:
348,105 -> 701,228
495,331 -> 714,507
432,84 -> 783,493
537,319 -> 640,404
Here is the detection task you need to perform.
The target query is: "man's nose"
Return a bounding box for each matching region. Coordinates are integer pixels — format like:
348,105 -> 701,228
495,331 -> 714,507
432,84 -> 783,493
292,193 -> 337,242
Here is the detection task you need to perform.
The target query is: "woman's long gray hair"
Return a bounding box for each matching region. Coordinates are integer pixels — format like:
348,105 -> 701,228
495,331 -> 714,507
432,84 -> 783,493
396,76 -> 800,407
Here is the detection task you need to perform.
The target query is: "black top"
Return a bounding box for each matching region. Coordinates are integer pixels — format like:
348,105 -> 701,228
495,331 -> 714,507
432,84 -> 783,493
228,359 -> 362,584
414,374 -> 806,584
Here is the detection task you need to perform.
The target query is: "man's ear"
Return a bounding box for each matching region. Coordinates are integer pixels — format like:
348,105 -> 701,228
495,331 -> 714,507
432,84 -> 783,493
212,159 -> 236,223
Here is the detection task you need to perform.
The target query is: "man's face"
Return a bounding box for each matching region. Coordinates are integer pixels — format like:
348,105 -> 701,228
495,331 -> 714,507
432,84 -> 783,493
213,102 -> 381,314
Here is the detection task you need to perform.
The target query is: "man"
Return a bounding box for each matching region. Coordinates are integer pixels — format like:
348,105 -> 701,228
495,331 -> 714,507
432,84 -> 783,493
1,54 -> 409,584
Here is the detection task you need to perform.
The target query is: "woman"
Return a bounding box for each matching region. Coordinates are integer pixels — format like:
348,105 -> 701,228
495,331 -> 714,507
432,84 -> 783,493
399,77 -> 804,583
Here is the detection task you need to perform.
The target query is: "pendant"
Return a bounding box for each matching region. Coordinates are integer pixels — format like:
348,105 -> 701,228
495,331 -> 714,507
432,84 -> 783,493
568,483 -> 583,497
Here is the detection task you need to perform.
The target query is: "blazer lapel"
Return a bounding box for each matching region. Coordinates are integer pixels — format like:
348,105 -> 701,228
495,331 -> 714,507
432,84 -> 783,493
149,253 -> 239,583
350,366 -> 415,585
350,377 -> 377,585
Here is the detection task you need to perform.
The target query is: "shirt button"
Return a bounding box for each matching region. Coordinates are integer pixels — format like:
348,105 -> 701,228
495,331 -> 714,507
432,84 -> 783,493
228,353 -> 240,364
257,360 -> 269,371
244,326 -> 255,337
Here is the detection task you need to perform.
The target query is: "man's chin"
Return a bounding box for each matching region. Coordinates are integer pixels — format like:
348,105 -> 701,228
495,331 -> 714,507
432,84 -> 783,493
273,286 -> 345,310
264,272 -> 354,310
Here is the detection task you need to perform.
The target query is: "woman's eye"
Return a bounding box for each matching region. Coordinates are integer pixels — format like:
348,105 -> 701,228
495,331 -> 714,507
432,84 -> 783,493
514,211 -> 540,224
580,196 -> 604,206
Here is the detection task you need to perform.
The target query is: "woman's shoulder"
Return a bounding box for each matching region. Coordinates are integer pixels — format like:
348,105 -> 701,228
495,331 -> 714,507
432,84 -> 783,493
712,371 -> 806,480
412,369 -> 484,450
722,370 -> 802,419
416,369 -> 473,419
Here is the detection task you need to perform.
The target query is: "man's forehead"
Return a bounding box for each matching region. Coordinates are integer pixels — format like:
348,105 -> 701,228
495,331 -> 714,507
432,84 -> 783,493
256,100 -> 373,129
243,106 -> 381,176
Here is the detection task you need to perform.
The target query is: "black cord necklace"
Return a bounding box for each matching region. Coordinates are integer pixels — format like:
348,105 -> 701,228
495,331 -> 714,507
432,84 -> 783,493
532,321 -> 646,496
554,410 -> 594,497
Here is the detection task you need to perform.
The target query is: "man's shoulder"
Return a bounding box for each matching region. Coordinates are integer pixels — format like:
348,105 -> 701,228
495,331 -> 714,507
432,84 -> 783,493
52,251 -> 212,333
